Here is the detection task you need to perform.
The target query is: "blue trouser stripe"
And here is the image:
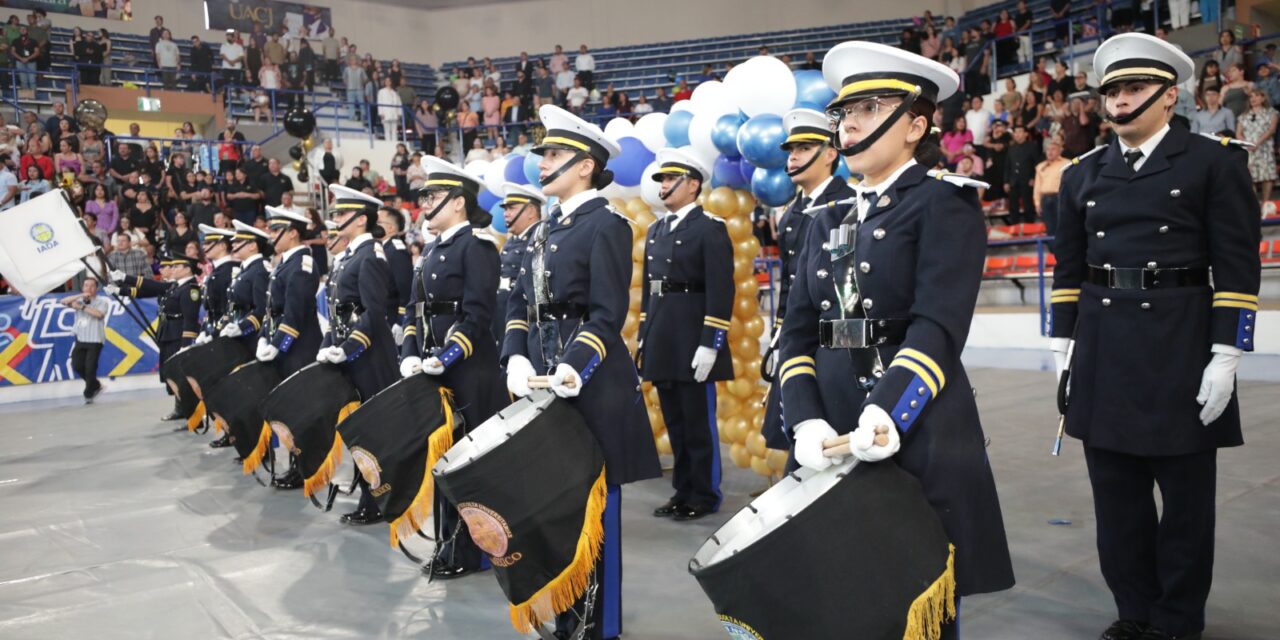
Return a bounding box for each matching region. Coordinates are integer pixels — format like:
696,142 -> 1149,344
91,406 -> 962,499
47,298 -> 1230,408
704,382 -> 723,508
601,483 -> 622,638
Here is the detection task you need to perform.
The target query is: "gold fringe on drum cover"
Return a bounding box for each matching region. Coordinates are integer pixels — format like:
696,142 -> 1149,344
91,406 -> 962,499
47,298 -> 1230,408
185,401 -> 206,432
302,401 -> 362,498
904,544 -> 956,640
509,468 -> 608,634
388,387 -> 457,549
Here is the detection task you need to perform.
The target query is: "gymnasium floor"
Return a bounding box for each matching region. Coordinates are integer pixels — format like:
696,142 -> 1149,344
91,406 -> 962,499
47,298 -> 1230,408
0,349 -> 1276,639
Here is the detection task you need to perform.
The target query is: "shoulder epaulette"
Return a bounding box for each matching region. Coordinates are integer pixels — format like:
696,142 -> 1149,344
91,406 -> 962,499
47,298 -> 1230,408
607,205 -> 637,226
705,213 -> 726,224
391,238 -> 407,250
1061,145 -> 1108,172
473,230 -> 499,246
373,242 -> 386,260
926,169 -> 991,190
1197,131 -> 1255,149
300,254 -> 314,273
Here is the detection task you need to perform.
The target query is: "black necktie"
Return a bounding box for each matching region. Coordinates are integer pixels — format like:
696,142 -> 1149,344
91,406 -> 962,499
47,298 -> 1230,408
794,195 -> 811,213
549,206 -> 563,223
1124,150 -> 1144,170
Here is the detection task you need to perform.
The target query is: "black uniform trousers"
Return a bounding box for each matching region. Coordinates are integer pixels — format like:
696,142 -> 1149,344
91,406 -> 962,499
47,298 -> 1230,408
1084,446 -> 1217,636
71,341 -> 102,398
656,381 -> 722,510
1006,181 -> 1036,224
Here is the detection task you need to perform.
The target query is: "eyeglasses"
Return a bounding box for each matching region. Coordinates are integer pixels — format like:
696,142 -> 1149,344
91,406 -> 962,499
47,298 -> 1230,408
825,97 -> 901,128
418,191 -> 449,207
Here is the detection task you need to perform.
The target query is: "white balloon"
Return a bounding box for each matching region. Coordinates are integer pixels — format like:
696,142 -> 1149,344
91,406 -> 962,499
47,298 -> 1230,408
640,160 -> 668,212
634,112 -> 669,153
686,109 -> 722,167
690,80 -> 736,118
603,117 -> 635,141
725,55 -> 798,118
678,144 -> 719,178
671,99 -> 694,113
598,182 -> 624,200
482,157 -> 510,196
463,159 -> 490,180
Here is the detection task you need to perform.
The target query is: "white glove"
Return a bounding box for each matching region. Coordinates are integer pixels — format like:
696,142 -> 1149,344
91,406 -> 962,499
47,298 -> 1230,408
194,331 -> 213,346
550,362 -> 581,398
1049,337 -> 1072,381
256,337 -> 279,362
793,419 -> 841,471
691,346 -> 718,383
392,323 -> 404,345
318,346 -> 347,364
422,356 -> 445,375
1196,346 -> 1242,426
399,355 -> 422,378
849,404 -> 901,462
505,354 -> 535,397
104,284 -> 120,296
109,269 -> 125,282
220,323 -> 243,338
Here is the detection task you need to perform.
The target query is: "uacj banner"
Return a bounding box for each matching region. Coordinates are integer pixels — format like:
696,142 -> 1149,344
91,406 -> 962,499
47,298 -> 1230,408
204,0 -> 333,39
0,294 -> 159,387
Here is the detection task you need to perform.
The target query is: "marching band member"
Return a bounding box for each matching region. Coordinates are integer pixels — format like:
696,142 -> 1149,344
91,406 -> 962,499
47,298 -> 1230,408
218,221 -> 273,354
493,182 -> 544,348
256,206 -> 325,489
1051,34 -> 1261,640
779,41 -> 1015,637
502,105 -> 660,640
318,184 -> 399,526
107,253 -> 203,422
761,107 -> 856,451
639,149 -> 734,521
193,225 -> 239,346
378,205 -> 413,344
399,156 -> 505,579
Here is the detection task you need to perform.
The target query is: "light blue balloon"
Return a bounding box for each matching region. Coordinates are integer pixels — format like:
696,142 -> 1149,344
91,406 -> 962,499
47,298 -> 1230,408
711,113 -> 745,157
736,114 -> 789,170
751,166 -> 796,208
505,152 -> 529,185
523,151 -> 542,186
489,202 -> 508,233
793,70 -> 836,111
835,155 -> 852,180
607,137 -> 656,188
664,110 -> 694,147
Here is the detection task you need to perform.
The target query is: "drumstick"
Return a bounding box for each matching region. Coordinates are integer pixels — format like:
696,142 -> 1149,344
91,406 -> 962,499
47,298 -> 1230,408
821,428 -> 890,458
527,374 -> 578,389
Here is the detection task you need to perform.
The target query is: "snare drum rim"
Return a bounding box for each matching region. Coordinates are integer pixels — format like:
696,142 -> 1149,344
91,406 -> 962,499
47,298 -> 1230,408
432,391 -> 557,476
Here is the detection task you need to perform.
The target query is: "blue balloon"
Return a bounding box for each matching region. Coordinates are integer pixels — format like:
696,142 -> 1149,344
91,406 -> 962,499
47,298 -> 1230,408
664,110 -> 694,147
504,153 -> 529,185
607,137 -> 656,188
751,166 -> 796,208
477,188 -> 499,212
523,151 -> 542,186
736,114 -> 789,170
711,154 -> 747,189
711,113 -> 745,157
737,156 -> 755,186
835,155 -> 852,181
793,70 -> 836,111
489,202 -> 508,233
794,101 -> 828,112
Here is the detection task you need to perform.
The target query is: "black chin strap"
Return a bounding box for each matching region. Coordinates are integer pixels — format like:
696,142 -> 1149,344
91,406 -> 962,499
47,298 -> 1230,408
421,188 -> 461,222
836,92 -> 921,158
507,203 -> 533,230
1104,81 -> 1173,125
538,150 -> 587,188
658,175 -> 687,201
786,143 -> 829,177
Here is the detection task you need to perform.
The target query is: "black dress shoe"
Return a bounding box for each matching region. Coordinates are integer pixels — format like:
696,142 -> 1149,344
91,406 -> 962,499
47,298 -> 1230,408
339,507 -> 382,526
272,467 -> 303,490
653,499 -> 684,518
209,434 -> 232,448
1100,620 -> 1149,640
1137,629 -> 1199,640
425,562 -> 484,580
673,503 -> 717,521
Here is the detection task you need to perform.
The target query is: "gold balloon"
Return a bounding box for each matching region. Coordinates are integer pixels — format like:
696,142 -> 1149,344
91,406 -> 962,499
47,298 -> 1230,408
735,190 -> 756,217
657,433 -> 672,456
291,159 -> 302,171
747,431 -> 767,458
736,278 -> 757,300
735,238 -> 759,258
623,315 -> 638,338
626,197 -> 650,218
706,186 -> 738,216
632,240 -> 645,263
750,455 -> 772,477
726,378 -> 751,399
630,268 -> 642,288
766,448 -> 788,473
751,410 -> 765,431
733,256 -> 753,280
302,136 -> 315,151
729,443 -> 751,468
731,357 -> 743,379
744,316 -> 765,339
717,393 -> 741,417
609,197 -> 628,212
733,296 -> 757,319
725,216 -> 751,242
629,287 -> 642,310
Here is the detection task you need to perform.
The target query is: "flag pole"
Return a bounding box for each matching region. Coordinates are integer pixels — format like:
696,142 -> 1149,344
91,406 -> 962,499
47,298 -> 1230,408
62,189 -> 160,343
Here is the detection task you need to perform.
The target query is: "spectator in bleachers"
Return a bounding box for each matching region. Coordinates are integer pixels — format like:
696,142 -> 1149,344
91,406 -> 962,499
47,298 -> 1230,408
1043,88 -> 1067,137
575,44 -> 595,90
549,44 -> 568,75
148,16 -> 165,53
244,36 -> 263,89
1022,89 -> 1046,138
240,145 -> 266,184
186,186 -> 218,229
1049,60 -> 1071,99
0,153 -> 15,211
942,115 -> 973,167
127,188 -> 160,246
20,140 -> 52,180
1033,138 -> 1068,238
406,150 -> 426,192
1196,59 -> 1224,107
1239,88 -> 1278,203
965,95 -> 991,144
1014,1 -> 1033,62
188,35 -> 212,92
1211,30 -> 1243,70
920,24 -> 940,61
79,160 -> 112,198
11,26 -> 38,93
220,30 -> 246,102
415,99 -> 438,153
109,232 -> 149,278
72,29 -> 100,86
320,28 -> 339,83
86,183 -> 118,236
512,131 -> 533,155
481,84 -> 501,142
993,10 -> 1016,68
651,86 -> 672,113
633,94 -> 654,116
25,12 -> 47,73
983,119 -> 1011,202
1222,63 -> 1253,118
216,130 -> 241,176
258,158 -> 294,208
673,78 -> 692,102
532,65 -> 554,108
617,92 -> 634,119
284,51 -> 308,111
457,99 -> 480,151
297,39 -> 316,91
18,164 -> 48,202
315,137 -> 342,185
1168,0 -> 1192,30
999,77 -> 1022,115
224,166 -> 260,225
344,165 -> 372,194
1192,86 -> 1235,135
1004,123 -> 1041,223
54,139 -> 81,176
484,59 -> 501,88
898,27 -> 920,55
155,30 -> 180,91
1060,94 -> 1099,158
566,76 -> 589,113
1049,0 -> 1071,47
800,51 -> 820,71
378,76 -> 403,142
1257,62 -> 1280,109
342,56 -> 368,121
94,29 -> 112,86
464,137 -> 490,164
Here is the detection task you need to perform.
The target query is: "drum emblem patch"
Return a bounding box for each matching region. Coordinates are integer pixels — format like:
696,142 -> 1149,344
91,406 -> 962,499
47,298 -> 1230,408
269,421 -> 300,455
350,447 -> 383,489
458,502 -> 513,558
719,616 -> 763,640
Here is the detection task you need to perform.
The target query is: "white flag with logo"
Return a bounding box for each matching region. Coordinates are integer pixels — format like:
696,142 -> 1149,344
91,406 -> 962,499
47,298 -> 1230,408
0,189 -> 97,300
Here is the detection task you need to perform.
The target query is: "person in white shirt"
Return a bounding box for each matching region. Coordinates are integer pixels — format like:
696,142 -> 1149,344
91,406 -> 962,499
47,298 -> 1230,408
219,30 -> 245,102
0,160 -> 18,211
154,29 -> 181,90
376,77 -> 403,141
965,95 -> 992,145
566,76 -> 589,113
575,43 -> 595,90
60,277 -> 111,403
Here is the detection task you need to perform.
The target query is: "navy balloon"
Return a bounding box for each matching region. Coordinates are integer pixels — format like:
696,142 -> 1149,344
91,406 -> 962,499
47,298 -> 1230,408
736,114 -> 789,169
488,201 -> 508,232
793,70 -> 836,111
607,136 -> 656,188
523,151 -> 541,185
712,154 -> 747,188
478,188 -> 499,212
737,156 -> 755,186
750,166 -> 795,207
664,110 -> 694,148
711,113 -> 745,157
505,153 -> 530,185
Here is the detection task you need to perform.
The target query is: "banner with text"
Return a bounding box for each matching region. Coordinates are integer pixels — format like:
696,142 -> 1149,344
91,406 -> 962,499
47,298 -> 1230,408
203,0 -> 332,39
0,294 -> 159,387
